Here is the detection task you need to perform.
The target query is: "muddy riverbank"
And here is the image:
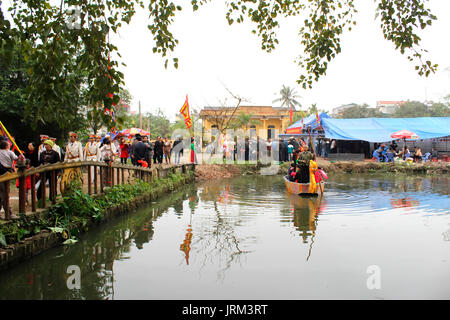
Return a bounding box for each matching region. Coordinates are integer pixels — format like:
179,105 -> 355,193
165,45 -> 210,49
195,160 -> 450,179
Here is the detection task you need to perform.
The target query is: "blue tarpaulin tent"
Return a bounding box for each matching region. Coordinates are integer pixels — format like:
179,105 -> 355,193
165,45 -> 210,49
321,117 -> 450,142
286,112 -> 332,133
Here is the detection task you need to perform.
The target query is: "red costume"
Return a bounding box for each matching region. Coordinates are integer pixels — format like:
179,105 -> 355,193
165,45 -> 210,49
120,143 -> 129,158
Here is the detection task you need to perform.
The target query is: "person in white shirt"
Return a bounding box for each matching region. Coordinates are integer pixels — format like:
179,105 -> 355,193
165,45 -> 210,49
99,135 -> 117,162
65,132 -> 83,162
49,137 -> 61,159
84,134 -> 101,182
0,140 -> 19,220
84,134 -> 100,162
38,134 -> 49,162
99,136 -> 116,187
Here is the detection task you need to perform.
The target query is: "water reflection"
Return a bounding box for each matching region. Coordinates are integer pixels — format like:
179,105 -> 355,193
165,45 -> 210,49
287,193 -> 327,261
0,186 -> 197,300
180,225 -> 193,265
332,173 -> 449,196
0,173 -> 449,300
390,197 -> 420,208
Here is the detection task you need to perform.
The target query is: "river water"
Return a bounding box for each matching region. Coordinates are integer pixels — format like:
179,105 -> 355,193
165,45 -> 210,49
0,173 -> 449,300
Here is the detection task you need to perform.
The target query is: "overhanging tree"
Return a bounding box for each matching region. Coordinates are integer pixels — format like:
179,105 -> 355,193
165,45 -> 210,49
0,0 -> 439,127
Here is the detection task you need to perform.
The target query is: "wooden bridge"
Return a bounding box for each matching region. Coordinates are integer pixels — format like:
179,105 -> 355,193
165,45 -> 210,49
0,161 -> 195,219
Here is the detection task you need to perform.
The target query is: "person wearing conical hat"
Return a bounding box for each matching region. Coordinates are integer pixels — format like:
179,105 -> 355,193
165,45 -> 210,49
84,134 -> 100,162
65,132 -> 83,162
49,137 -> 61,159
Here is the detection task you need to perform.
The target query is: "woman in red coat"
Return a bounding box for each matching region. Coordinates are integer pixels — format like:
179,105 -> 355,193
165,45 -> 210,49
119,138 -> 129,165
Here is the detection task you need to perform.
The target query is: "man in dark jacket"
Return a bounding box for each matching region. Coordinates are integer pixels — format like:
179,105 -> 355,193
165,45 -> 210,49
132,134 -> 148,166
172,137 -> 183,164
142,135 -> 153,167
153,136 -> 163,164
37,140 -> 60,202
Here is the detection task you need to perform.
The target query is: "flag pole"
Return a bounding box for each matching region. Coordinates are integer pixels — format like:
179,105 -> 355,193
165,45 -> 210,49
0,121 -> 22,154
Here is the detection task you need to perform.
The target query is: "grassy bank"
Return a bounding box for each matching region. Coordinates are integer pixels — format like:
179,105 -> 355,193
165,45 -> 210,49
0,171 -> 194,249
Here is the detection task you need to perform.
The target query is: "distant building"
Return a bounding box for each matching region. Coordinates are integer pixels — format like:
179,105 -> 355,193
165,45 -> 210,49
331,103 -> 359,117
376,101 -> 407,114
199,105 -> 291,140
116,100 -> 131,114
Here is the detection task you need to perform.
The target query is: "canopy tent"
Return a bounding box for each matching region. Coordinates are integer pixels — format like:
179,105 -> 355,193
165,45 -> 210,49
320,117 -> 450,143
285,112 -> 332,134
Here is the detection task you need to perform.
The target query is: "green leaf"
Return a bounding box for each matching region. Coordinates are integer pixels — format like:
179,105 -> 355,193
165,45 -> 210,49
48,227 -> 64,233
0,233 -> 7,247
63,238 -> 78,245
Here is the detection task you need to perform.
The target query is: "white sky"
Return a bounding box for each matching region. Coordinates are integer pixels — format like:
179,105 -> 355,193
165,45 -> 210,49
112,0 -> 450,121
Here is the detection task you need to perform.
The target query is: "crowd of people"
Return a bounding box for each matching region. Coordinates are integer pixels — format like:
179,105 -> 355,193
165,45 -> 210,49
216,135 -> 331,163
372,140 -> 435,163
14,133 -> 190,170
0,131 -> 196,220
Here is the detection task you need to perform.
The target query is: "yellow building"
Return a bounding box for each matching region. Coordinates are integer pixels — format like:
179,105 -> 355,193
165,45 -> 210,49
200,106 -> 292,140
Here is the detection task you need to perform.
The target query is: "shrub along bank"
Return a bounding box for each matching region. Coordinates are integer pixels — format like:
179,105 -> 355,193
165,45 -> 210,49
0,170 -> 194,251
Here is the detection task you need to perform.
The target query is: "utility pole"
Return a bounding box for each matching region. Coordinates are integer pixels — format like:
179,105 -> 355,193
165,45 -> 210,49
139,101 -> 142,129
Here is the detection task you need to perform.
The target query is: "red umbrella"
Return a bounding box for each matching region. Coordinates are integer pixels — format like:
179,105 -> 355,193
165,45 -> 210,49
118,128 -> 150,139
390,130 -> 419,140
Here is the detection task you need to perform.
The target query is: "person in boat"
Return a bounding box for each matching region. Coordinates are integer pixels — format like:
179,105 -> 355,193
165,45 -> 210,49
288,162 -> 297,181
297,145 -> 315,183
294,165 -> 303,183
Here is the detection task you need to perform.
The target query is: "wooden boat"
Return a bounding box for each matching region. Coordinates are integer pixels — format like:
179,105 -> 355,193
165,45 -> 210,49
284,175 -> 325,197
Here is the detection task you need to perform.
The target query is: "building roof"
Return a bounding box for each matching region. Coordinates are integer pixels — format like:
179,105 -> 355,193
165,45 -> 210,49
200,106 -> 290,117
376,101 -> 407,106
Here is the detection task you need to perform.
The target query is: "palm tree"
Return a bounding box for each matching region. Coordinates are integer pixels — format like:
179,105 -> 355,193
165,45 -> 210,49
273,85 -> 302,110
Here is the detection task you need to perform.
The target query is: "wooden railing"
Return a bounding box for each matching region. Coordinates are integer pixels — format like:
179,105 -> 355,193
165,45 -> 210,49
0,161 -> 195,219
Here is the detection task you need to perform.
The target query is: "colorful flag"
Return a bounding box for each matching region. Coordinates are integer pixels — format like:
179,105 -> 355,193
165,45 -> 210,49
180,95 -> 192,129
290,104 -> 293,124
316,111 -> 320,125
0,121 -> 22,154
301,111 -> 304,127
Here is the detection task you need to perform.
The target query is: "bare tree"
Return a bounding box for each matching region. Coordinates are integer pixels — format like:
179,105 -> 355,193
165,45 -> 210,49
200,85 -> 249,134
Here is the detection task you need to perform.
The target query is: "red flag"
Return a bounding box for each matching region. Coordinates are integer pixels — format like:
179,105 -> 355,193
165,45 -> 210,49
316,111 -> 320,125
180,95 -> 192,129
289,104 -> 293,124
301,111 -> 304,126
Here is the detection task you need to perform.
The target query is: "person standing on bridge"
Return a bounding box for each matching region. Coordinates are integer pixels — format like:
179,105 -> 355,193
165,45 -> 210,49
85,134 -> 100,162
49,137 -> 61,160
153,136 -> 163,164
37,134 -> 49,161
0,140 -> 19,220
163,138 -> 172,164
65,132 -> 83,162
85,134 -> 100,183
132,134 -> 148,167
37,140 -> 60,205
190,137 -> 198,164
99,136 -> 116,187
119,137 -> 129,165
